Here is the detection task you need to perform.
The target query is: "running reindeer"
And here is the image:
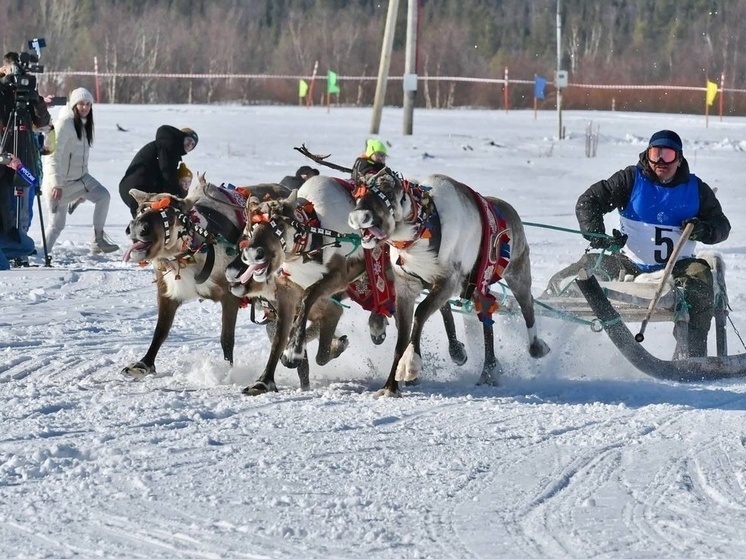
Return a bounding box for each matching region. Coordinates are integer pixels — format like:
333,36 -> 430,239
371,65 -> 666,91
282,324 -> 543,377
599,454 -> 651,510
235,174 -> 469,394
348,170 -> 550,397
122,176 -> 345,391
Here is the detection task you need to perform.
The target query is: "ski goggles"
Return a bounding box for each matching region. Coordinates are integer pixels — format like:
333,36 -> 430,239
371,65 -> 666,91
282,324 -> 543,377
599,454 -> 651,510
647,146 -> 678,164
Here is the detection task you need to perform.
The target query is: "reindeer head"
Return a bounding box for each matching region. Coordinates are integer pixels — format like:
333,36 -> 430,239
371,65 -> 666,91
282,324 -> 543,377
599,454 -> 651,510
348,168 -> 409,249
235,190 -> 300,283
123,189 -> 195,263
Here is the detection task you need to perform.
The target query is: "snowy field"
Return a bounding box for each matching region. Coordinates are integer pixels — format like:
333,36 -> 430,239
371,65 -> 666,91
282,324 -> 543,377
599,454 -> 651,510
2,103 -> 746,558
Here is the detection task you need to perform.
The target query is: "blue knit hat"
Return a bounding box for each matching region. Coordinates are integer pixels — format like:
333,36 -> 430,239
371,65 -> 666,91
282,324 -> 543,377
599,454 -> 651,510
181,127 -> 199,147
648,130 -> 682,152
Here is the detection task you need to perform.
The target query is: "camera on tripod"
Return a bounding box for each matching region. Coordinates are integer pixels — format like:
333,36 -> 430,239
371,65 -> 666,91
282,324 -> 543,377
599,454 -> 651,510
4,38 -> 47,104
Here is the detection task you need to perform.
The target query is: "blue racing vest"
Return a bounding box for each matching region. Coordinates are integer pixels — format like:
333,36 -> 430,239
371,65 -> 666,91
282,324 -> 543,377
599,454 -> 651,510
618,167 -> 700,272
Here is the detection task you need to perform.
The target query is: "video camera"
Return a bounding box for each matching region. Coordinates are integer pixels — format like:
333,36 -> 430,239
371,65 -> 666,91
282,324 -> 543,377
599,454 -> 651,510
4,38 -> 47,103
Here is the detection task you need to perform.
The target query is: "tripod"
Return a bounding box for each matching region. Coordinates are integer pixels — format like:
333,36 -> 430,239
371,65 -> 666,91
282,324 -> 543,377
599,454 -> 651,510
0,91 -> 51,267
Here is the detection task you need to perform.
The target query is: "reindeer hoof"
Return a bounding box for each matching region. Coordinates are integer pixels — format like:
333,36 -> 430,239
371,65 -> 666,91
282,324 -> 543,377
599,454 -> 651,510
404,377 -> 421,387
476,372 -> 500,386
449,340 -> 468,366
242,381 -> 277,396
374,387 -> 401,399
369,313 -> 388,345
121,361 -> 155,378
370,332 -> 387,345
529,339 -> 550,358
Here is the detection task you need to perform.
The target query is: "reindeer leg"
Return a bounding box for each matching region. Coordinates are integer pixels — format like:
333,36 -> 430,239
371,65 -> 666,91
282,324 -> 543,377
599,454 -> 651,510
243,291 -> 296,396
505,268 -> 550,359
122,291 -> 181,377
284,264 -> 349,368
440,303 -> 467,366
376,287 -> 417,398
395,282 -> 455,385
477,319 -> 503,386
312,299 -> 345,366
297,350 -> 310,391
219,293 -> 240,366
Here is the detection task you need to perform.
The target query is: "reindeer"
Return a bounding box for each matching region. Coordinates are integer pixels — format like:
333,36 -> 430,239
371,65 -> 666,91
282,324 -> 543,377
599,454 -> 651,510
121,176 -> 328,389
348,170 -> 550,397
236,174 -> 469,394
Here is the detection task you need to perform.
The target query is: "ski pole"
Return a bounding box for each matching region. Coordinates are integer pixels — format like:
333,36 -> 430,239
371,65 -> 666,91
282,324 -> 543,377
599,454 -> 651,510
635,222 -> 694,343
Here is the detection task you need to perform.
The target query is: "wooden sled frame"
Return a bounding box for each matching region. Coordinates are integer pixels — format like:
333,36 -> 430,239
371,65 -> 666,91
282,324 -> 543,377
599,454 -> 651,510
495,251 -> 729,359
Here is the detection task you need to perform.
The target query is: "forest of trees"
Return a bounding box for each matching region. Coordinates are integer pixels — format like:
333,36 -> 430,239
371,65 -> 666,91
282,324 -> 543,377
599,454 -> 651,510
3,0 -> 745,114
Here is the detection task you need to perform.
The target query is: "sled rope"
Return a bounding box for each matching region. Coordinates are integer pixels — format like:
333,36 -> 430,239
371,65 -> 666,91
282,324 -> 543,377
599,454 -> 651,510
524,221 -> 624,252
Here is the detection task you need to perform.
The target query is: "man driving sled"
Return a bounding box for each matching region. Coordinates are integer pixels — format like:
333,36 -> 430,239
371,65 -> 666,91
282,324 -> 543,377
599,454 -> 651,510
544,129 -> 730,358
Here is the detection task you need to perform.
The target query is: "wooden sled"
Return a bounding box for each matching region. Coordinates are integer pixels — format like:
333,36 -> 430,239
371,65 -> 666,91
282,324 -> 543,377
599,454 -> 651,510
522,251 -> 729,359
574,269 -> 746,382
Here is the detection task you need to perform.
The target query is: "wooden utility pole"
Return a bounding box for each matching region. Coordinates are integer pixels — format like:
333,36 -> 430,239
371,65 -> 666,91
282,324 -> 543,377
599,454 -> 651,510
371,0 -> 400,134
402,0 -> 419,135
556,0 -> 563,140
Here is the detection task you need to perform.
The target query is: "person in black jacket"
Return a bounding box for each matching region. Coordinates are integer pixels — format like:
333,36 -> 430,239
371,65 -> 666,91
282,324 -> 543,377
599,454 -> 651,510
544,129 -> 730,358
118,125 -> 198,216
351,138 -> 387,184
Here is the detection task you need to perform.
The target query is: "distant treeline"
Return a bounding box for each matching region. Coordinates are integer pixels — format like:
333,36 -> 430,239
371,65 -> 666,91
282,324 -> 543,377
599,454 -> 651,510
4,0 -> 745,113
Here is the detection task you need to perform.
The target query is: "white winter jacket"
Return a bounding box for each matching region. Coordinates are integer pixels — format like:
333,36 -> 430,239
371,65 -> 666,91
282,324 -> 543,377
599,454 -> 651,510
41,107 -> 90,193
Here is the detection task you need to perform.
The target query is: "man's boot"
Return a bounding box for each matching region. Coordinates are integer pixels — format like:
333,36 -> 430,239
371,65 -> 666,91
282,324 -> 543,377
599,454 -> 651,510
688,327 -> 709,358
92,229 -> 119,254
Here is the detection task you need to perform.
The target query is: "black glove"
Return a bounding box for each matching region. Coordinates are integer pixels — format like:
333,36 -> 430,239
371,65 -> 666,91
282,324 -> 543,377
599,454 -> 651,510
682,218 -> 711,242
588,228 -> 628,250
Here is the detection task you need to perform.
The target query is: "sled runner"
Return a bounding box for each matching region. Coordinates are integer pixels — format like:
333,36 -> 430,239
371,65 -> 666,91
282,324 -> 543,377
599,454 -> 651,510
489,250 -> 742,380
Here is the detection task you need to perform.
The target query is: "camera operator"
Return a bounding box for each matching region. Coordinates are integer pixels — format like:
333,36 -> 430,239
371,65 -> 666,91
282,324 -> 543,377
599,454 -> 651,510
0,51 -> 51,266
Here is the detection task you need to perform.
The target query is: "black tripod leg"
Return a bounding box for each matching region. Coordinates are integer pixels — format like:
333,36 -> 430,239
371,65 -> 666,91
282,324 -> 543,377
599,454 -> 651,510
34,187 -> 51,267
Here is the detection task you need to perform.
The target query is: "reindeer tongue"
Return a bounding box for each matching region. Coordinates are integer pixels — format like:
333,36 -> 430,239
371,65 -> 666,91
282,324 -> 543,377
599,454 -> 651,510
122,241 -> 150,262
239,262 -> 267,283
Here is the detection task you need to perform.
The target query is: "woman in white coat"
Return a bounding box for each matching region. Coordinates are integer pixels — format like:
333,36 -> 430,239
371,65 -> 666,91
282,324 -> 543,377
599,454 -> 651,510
42,87 -> 118,254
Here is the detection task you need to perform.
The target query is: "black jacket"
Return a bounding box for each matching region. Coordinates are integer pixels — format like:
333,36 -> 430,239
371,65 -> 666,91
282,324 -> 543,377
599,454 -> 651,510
351,156 -> 385,183
576,151 -> 730,246
119,125 -> 188,213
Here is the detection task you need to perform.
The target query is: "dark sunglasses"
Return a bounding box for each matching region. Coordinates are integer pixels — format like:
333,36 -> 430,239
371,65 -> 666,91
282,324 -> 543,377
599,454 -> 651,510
647,146 -> 678,165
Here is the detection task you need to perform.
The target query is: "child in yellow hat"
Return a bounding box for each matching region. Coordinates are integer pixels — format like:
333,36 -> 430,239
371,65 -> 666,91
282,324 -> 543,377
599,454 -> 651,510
176,162 -> 193,194
352,138 -> 388,184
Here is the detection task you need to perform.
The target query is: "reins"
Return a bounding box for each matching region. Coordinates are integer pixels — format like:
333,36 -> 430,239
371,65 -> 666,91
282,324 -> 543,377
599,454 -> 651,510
244,203 -> 361,262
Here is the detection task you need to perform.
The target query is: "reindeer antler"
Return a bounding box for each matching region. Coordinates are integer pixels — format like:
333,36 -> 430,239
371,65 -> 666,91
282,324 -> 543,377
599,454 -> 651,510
294,143 -> 353,173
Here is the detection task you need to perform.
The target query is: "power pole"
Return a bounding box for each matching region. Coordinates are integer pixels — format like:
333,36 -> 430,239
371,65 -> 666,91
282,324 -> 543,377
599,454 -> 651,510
371,0 -> 400,135
556,0 -> 563,140
402,0 -> 419,135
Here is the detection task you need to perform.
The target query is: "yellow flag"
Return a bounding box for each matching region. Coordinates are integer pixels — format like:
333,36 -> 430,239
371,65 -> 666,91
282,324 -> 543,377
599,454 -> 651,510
299,79 -> 309,98
706,80 -> 718,106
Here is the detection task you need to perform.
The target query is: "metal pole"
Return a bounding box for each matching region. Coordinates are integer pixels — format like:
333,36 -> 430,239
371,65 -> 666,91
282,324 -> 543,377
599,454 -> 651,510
402,0 -> 419,135
371,0 -> 400,135
556,0 -> 563,140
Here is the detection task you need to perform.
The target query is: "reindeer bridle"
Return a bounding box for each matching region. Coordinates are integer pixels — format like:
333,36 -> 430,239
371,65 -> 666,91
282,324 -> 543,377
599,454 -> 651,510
241,200 -> 360,261
353,170 -> 435,249
134,196 -> 228,283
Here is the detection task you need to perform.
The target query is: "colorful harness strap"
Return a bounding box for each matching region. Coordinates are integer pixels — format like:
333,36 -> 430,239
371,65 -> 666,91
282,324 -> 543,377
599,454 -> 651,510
461,191 -> 511,324
346,243 -> 396,317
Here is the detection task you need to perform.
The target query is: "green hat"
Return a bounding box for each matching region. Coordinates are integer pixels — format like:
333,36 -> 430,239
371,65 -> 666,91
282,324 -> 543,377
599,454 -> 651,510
365,138 -> 387,158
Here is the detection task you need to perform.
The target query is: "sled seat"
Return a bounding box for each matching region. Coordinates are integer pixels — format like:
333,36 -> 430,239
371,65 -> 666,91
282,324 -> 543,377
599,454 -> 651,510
500,251 -> 729,357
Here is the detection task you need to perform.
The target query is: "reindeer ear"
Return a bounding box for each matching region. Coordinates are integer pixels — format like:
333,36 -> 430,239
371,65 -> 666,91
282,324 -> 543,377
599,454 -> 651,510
285,189 -> 299,205
129,189 -> 151,205
198,172 -> 207,186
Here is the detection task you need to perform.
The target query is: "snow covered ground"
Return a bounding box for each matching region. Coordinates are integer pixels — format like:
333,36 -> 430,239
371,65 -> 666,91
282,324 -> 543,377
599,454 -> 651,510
2,104 -> 746,558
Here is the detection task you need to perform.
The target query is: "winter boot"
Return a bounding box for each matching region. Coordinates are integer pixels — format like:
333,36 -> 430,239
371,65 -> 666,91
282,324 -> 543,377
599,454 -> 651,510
91,230 -> 119,254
